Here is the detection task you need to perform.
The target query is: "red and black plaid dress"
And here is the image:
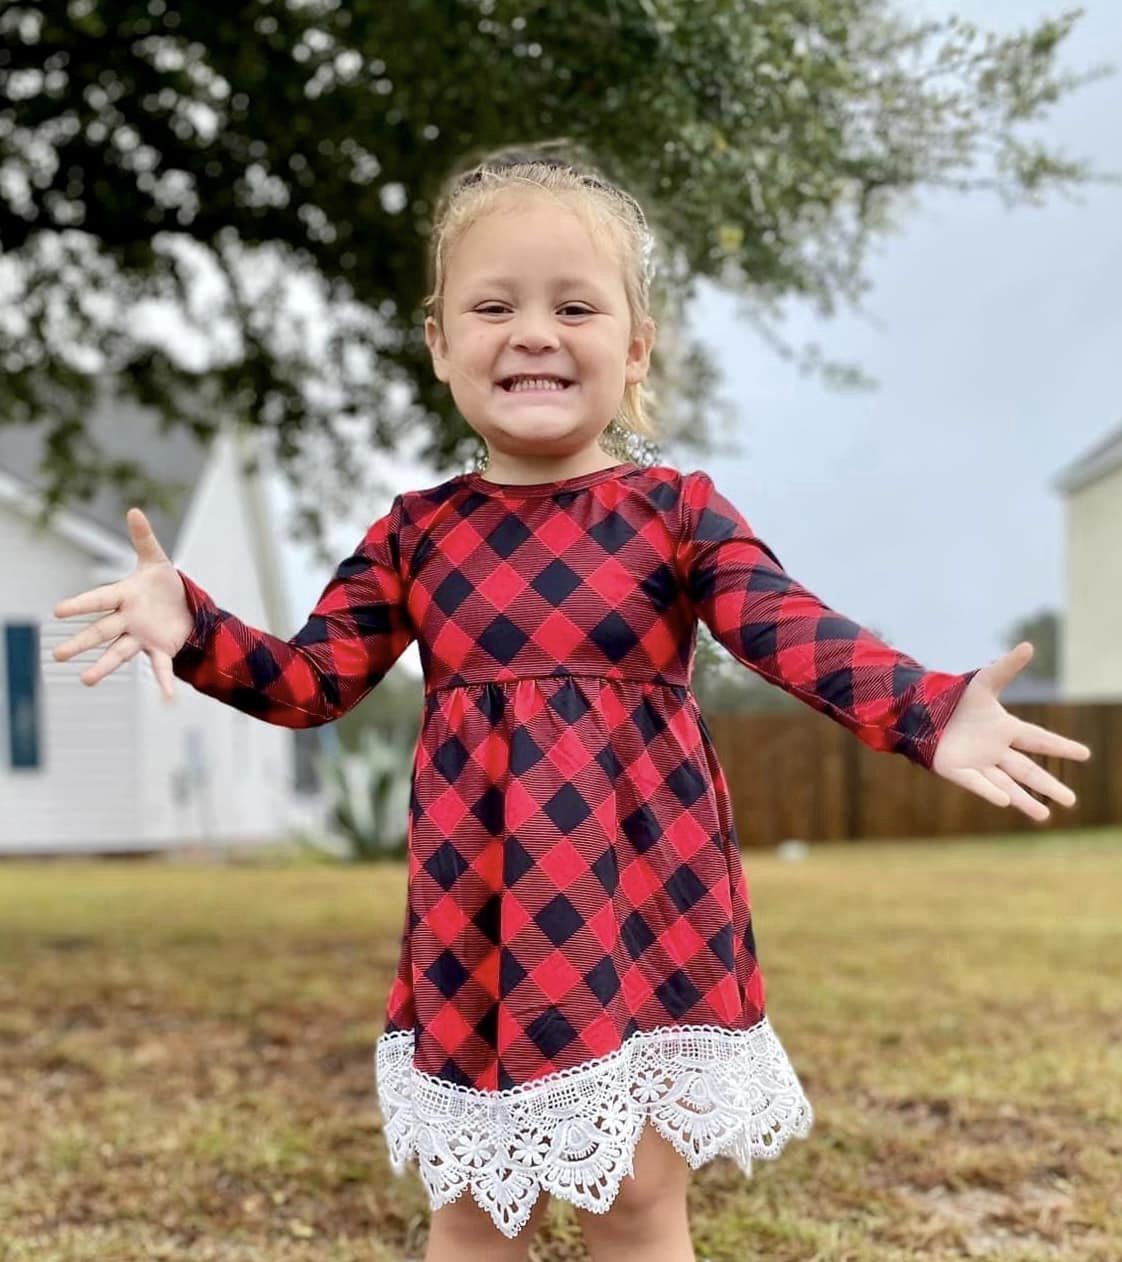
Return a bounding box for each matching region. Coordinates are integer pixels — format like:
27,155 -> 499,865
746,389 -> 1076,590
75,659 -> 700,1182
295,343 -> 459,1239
173,461 -> 977,1238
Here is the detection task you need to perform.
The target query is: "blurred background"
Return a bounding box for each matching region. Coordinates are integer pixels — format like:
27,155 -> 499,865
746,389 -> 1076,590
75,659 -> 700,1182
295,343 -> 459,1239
1,2 -> 1120,1260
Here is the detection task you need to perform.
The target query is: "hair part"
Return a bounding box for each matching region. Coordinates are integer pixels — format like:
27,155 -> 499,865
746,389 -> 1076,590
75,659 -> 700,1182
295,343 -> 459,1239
424,143 -> 660,446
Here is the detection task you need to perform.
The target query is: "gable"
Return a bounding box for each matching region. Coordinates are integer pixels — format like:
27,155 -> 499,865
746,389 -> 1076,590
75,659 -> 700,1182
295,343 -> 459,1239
1054,420 -> 1122,496
0,379 -> 210,550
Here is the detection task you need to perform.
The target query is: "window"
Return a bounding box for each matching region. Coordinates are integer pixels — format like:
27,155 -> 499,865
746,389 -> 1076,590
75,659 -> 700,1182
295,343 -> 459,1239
5,622 -> 42,769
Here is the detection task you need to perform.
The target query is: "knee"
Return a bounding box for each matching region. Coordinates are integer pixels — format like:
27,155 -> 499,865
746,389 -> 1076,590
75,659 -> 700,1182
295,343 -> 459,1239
578,1189 -> 690,1259
576,1122 -> 692,1245
426,1187 -> 550,1258
621,1123 -> 691,1212
610,1164 -> 680,1222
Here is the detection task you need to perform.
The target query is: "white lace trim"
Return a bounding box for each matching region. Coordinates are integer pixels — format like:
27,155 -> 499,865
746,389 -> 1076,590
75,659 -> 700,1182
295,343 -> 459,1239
373,1016 -> 814,1239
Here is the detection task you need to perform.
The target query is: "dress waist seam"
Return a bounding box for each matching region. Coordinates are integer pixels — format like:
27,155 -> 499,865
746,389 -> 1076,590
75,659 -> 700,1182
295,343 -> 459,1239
423,673 -> 692,698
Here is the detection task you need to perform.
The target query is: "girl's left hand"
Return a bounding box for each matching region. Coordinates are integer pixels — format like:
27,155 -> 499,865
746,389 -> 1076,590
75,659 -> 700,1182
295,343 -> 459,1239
932,641 -> 1092,820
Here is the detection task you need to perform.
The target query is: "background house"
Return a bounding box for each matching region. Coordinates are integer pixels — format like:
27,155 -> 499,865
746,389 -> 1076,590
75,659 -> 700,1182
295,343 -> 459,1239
0,387 -> 329,855
1054,420 -> 1122,701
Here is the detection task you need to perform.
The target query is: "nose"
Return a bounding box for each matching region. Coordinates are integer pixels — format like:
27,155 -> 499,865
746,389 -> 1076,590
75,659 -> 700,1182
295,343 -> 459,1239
509,309 -> 561,352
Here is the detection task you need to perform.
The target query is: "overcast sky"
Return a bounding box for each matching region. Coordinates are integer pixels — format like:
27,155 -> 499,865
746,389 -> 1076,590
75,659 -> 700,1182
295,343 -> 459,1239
275,0 -> 1121,680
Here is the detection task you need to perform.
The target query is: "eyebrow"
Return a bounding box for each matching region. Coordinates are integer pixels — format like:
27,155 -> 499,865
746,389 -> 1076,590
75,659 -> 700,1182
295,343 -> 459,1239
467,275 -> 609,296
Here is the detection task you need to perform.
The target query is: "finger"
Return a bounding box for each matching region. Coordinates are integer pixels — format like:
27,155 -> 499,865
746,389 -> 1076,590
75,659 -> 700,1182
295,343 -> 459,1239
150,650 -> 176,702
53,612 -> 128,662
984,766 -> 1050,822
54,583 -> 124,620
1011,719 -> 1092,763
981,641 -> 1034,695
81,634 -> 141,686
127,507 -> 169,564
999,748 -> 1077,808
945,766 -> 1010,809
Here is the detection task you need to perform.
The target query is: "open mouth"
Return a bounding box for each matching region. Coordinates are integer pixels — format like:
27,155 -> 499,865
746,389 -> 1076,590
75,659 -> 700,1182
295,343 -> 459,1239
497,375 -> 576,393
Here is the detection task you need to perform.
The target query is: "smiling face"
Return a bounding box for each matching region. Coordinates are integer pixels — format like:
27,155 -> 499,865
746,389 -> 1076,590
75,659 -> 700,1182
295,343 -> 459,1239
425,190 -> 655,481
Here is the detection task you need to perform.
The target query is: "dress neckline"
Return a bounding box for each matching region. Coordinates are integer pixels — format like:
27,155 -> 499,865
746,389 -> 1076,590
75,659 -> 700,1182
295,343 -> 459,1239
462,461 -> 639,497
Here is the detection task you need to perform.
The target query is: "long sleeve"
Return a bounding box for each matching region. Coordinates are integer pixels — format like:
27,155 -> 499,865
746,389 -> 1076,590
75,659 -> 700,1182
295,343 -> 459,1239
675,470 -> 978,769
171,494 -> 415,728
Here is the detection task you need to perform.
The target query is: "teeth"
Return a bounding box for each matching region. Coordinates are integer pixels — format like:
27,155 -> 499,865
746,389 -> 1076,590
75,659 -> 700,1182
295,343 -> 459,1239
506,377 -> 568,392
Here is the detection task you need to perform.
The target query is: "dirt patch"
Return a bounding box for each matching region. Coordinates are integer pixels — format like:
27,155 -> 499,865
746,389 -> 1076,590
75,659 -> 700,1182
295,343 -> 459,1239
857,1089 -> 1078,1156
889,1177 -> 1103,1258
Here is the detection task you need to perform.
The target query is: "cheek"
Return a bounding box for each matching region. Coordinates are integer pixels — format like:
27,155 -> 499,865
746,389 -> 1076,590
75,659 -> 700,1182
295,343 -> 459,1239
443,330 -> 498,392
582,329 -> 630,372
464,329 -> 502,371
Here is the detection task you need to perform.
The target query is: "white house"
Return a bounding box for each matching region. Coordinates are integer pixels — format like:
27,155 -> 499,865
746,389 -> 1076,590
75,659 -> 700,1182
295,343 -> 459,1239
0,387 -> 329,855
1053,420 -> 1122,701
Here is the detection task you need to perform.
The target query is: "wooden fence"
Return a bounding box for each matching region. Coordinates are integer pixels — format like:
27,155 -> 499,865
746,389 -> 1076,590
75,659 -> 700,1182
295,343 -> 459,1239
702,700 -> 1122,847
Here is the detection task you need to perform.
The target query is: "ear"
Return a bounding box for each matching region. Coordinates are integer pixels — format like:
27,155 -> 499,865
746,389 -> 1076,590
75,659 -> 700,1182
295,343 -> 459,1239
425,316 -> 450,384
625,316 -> 656,385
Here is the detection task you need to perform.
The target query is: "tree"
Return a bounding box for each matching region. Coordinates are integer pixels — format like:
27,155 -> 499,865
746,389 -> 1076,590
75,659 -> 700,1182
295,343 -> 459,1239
1005,607 -> 1059,679
0,1 -> 1108,540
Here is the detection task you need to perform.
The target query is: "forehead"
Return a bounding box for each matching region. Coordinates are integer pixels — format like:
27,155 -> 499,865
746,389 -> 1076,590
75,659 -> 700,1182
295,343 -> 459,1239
446,191 -> 626,291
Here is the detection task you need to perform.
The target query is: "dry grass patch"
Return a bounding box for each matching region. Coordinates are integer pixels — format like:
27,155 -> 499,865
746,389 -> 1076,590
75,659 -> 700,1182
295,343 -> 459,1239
1,829 -> 1119,1261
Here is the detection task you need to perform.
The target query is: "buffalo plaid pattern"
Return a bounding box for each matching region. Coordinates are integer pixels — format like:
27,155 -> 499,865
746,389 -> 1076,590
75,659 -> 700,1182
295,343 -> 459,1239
173,460 -> 976,1103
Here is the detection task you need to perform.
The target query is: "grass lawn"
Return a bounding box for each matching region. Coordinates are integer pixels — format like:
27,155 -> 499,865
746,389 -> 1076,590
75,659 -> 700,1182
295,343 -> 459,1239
1,828 -> 1120,1261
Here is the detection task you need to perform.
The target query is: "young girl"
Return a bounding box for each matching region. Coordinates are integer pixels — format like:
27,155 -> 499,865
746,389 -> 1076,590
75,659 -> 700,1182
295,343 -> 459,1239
53,149 -> 1091,1262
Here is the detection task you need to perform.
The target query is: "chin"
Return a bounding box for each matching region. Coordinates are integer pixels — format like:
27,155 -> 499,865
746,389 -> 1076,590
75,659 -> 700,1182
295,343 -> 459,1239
481,419 -> 591,449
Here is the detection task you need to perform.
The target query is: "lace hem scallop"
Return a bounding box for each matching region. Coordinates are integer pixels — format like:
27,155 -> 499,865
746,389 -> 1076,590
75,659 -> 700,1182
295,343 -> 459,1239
373,1016 -> 814,1239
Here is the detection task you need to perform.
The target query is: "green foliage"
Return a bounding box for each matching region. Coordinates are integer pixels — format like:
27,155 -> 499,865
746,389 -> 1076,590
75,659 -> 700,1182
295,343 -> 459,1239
309,726 -> 412,862
0,1 -> 1109,540
1006,607 -> 1060,678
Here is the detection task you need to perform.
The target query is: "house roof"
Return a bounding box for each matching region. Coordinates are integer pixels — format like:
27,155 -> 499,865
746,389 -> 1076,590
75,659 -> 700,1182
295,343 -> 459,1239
2,382 -> 298,636
1052,420 -> 1122,496
0,383 -> 210,549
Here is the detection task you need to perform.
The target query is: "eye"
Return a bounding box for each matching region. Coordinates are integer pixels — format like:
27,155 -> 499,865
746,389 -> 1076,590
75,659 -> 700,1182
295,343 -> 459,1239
472,303 -> 595,316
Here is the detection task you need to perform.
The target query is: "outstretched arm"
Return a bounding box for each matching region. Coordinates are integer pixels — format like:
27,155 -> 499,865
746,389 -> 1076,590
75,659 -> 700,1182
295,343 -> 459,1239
54,499 -> 415,728
675,470 -> 1089,817
171,495 -> 415,727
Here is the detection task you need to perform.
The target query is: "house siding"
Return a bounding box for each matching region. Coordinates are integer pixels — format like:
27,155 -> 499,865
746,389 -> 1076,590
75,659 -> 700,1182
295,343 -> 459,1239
0,427 -> 327,854
1062,459 -> 1122,700
137,431 -> 308,847
0,502 -> 142,850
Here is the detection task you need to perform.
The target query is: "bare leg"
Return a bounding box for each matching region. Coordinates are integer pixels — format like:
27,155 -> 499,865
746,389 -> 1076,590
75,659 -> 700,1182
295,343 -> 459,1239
574,1122 -> 697,1262
423,1186 -> 551,1262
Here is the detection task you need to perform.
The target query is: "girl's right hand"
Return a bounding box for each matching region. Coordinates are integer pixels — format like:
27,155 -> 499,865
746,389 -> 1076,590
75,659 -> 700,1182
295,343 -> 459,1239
53,508 -> 195,701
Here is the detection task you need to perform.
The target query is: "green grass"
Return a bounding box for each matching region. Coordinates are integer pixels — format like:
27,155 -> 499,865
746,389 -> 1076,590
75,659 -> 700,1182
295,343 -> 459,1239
1,829 -> 1120,1261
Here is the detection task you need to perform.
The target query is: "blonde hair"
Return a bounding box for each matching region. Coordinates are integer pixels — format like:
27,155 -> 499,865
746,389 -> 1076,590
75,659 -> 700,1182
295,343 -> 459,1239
423,141 -> 662,458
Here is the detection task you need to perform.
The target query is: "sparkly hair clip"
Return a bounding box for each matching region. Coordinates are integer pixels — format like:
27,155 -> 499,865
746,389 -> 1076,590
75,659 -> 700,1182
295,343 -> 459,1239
639,226 -> 657,286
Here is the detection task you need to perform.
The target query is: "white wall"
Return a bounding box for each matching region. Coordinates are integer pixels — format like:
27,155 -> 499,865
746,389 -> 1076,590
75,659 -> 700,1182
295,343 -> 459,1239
0,430 -> 320,854
0,502 -> 142,850
1062,463 -> 1122,700
138,430 -> 303,846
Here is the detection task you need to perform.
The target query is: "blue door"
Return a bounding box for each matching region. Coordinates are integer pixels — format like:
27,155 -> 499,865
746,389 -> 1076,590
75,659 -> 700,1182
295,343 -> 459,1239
5,623 -> 41,769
